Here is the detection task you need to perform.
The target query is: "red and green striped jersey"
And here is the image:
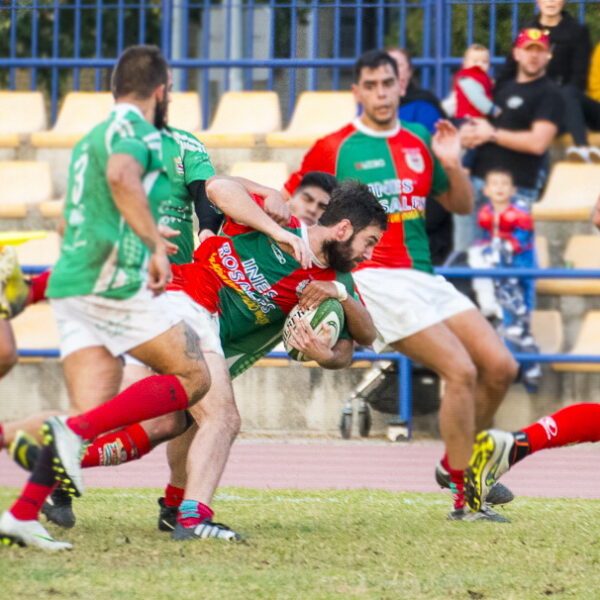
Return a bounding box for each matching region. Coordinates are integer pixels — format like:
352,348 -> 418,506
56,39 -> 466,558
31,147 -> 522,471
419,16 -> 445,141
285,119 -> 449,273
168,216 -> 357,376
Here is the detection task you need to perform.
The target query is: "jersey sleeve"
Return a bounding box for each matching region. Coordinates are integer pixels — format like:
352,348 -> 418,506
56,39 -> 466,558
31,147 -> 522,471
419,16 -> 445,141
284,136 -> 338,195
334,271 -> 360,340
110,129 -> 151,169
180,133 -> 216,184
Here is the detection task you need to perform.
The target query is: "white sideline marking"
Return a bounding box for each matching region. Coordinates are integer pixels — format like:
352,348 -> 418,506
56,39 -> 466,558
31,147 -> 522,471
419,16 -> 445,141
87,491 -> 448,506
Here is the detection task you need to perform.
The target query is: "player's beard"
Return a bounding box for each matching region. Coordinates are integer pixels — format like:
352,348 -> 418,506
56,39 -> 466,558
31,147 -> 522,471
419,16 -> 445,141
154,96 -> 168,129
322,236 -> 359,272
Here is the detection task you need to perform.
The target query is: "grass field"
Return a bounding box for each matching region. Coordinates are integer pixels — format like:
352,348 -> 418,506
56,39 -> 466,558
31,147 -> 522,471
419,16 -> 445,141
1,487 -> 599,599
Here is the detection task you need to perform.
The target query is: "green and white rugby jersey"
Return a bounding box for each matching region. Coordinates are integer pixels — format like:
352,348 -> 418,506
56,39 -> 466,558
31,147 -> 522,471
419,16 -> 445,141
160,127 -> 215,265
47,103 -> 170,300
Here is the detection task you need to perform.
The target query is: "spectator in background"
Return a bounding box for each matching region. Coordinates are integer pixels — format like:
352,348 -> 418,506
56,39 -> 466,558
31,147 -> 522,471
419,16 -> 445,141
467,169 -> 540,393
387,46 -> 453,265
386,47 -> 446,132
588,42 -> 600,103
457,28 -> 563,252
496,0 -> 600,163
451,44 -> 500,121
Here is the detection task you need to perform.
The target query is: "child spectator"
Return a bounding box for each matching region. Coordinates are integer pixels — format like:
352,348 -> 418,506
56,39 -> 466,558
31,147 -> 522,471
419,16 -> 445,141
453,44 -> 500,120
468,169 -> 540,392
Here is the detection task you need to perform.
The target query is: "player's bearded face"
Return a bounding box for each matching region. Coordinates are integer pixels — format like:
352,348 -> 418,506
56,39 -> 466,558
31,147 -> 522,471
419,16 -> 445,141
322,235 -> 360,272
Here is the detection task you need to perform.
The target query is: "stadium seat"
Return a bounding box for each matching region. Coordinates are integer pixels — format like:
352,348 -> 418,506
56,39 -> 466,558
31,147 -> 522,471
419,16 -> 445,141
169,91 -> 203,132
266,92 -> 357,147
536,235 -> 600,295
0,161 -> 54,218
195,91 -> 281,147
39,199 -> 65,219
12,303 -> 60,354
31,92 -> 114,148
530,310 -> 563,354
0,91 -> 47,147
15,231 -> 61,267
229,161 -> 289,189
535,235 -> 549,269
532,162 -> 600,221
553,311 -> 600,372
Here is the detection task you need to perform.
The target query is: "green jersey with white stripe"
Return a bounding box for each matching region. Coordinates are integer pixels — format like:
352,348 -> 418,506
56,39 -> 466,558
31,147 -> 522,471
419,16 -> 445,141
159,127 -> 215,265
47,103 -> 171,300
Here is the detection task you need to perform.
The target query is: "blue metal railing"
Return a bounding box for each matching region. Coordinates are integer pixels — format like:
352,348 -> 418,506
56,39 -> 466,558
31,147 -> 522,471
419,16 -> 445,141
16,264 -> 600,439
1,0 -> 597,122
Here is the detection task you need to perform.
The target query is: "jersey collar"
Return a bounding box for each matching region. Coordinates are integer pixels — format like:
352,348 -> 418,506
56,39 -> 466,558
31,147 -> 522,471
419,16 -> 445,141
112,102 -> 145,120
352,117 -> 401,138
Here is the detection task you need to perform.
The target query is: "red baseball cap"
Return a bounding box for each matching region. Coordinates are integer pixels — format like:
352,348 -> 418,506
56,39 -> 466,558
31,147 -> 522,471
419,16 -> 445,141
514,28 -> 550,50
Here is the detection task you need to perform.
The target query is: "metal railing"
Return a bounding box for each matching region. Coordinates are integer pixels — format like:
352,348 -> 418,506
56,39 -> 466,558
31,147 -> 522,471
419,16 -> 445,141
15,264 -> 600,440
1,0 -> 597,123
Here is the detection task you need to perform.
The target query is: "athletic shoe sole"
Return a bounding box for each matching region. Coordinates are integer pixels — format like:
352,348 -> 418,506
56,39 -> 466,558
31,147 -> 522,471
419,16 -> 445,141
0,511 -> 72,551
465,430 -> 512,512
42,416 -> 84,498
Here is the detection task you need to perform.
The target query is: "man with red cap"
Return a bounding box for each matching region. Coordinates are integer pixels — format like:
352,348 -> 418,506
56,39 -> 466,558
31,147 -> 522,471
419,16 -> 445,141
456,28 -> 564,251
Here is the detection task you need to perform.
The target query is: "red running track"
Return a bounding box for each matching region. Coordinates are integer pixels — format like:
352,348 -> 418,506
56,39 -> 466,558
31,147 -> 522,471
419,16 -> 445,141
1,438 -> 600,498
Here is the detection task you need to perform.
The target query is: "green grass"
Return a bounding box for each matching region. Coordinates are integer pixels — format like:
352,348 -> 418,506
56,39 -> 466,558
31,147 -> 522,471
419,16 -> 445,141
1,487 -> 599,599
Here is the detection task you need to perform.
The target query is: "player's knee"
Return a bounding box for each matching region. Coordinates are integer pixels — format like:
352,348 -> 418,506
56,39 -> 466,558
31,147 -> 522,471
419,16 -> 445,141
181,360 -> 212,407
481,350 -> 519,389
142,412 -> 188,444
444,358 -> 477,391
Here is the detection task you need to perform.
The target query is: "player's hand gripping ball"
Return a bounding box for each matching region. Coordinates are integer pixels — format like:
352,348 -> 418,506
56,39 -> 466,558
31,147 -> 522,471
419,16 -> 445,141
282,298 -> 345,362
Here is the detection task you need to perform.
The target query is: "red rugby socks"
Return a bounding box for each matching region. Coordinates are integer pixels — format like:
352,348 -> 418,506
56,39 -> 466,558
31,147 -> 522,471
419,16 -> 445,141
164,484 -> 185,508
80,423 -> 151,468
66,375 -> 189,441
520,403 -> 600,455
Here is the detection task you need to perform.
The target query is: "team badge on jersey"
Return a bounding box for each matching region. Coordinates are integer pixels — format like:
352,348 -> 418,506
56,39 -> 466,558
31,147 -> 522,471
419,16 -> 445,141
173,156 -> 184,176
403,148 -> 425,174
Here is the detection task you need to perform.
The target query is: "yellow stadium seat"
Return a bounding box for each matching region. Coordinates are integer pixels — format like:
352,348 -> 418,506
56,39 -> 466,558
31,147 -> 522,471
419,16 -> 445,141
169,92 -> 203,132
12,303 -> 60,352
553,311 -> 600,372
535,235 -> 550,269
0,161 -> 54,218
15,231 -> 61,267
532,162 -> 600,221
553,132 -> 600,148
537,235 -> 600,295
530,310 -> 563,354
0,91 -> 47,147
195,91 -> 281,148
266,92 -> 356,147
229,161 -> 289,190
39,199 -> 65,219
31,92 -> 114,148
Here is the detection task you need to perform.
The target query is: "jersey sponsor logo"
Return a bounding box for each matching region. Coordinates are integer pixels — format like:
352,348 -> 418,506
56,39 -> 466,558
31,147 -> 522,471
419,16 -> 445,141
271,243 -> 287,265
507,95 -> 524,109
403,148 -> 425,174
173,156 -> 184,176
354,158 -> 386,170
368,178 -> 414,199
211,241 -> 277,324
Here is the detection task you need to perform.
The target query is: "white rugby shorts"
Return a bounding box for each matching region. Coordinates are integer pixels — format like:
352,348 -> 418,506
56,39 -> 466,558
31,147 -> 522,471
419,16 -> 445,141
352,267 -> 475,352
121,291 -> 223,367
51,286 -> 181,359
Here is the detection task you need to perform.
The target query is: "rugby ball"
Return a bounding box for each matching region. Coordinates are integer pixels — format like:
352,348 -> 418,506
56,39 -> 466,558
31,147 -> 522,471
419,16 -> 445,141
282,298 -> 345,362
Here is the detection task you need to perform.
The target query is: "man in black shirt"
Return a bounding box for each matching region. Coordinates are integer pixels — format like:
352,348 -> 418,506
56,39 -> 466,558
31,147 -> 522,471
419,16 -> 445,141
454,28 -> 563,251
496,0 -> 600,163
